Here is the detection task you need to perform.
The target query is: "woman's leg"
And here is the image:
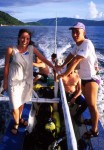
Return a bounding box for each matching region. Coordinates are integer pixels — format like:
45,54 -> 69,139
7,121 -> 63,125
19,104 -> 24,119
82,82 -> 99,132
11,108 -> 19,134
19,104 -> 28,126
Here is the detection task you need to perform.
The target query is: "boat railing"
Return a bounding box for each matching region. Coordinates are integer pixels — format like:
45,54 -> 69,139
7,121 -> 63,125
59,78 -> 78,150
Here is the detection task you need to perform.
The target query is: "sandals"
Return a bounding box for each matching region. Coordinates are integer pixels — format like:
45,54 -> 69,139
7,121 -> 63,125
82,129 -> 99,139
11,124 -> 19,135
82,119 -> 92,126
19,118 -> 28,127
11,118 -> 28,134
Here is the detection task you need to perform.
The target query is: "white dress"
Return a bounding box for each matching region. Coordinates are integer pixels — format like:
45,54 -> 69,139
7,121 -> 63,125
8,45 -> 34,109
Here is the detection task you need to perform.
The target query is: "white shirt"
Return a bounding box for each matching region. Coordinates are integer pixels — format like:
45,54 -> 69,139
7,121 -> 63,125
71,39 -> 98,80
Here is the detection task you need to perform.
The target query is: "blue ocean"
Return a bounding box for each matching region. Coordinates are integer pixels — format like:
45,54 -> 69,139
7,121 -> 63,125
0,25 -> 104,141
0,26 -> 104,68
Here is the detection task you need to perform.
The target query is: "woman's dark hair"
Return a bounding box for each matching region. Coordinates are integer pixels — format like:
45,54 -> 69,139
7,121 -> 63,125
17,28 -> 32,45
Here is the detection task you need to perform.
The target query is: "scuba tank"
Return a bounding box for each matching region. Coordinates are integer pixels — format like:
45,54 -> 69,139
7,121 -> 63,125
45,118 -> 56,138
52,111 -> 61,134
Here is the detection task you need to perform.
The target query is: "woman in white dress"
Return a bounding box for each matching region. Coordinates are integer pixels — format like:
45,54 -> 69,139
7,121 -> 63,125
3,29 -> 56,134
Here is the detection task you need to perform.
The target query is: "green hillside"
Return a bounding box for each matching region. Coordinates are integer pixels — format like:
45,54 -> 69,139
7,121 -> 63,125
1,10 -> 104,26
0,11 -> 24,25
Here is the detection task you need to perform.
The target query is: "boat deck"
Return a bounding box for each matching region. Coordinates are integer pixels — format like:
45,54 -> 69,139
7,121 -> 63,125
0,78 -> 104,150
0,104 -> 31,150
70,104 -> 104,150
1,103 -> 104,150
83,108 -> 104,150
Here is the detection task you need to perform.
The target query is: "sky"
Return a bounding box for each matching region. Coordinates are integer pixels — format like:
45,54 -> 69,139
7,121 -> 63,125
0,0 -> 104,22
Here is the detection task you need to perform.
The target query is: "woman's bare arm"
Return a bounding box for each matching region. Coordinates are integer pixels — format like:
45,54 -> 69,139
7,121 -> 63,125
58,55 -> 84,78
3,47 -> 13,90
61,53 -> 74,68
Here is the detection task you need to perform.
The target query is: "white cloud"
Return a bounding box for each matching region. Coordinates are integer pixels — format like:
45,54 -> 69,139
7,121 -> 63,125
88,1 -> 104,20
98,12 -> 104,19
88,1 -> 98,19
74,15 -> 80,19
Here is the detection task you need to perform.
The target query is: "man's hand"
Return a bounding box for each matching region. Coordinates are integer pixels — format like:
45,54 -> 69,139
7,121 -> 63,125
57,73 -> 65,79
70,97 -> 76,104
55,66 -> 63,72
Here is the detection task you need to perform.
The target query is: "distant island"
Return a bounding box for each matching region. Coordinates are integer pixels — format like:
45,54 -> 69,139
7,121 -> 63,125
0,10 -> 104,26
36,17 -> 104,26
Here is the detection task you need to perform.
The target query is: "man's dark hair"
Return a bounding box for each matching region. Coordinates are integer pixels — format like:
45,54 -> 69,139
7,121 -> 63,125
51,53 -> 57,58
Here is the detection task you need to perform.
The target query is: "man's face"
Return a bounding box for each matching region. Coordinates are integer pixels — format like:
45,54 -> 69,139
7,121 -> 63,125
51,57 -> 56,62
71,28 -> 85,44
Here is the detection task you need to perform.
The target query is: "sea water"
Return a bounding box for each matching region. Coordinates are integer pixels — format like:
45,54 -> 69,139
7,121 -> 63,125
0,25 -> 104,138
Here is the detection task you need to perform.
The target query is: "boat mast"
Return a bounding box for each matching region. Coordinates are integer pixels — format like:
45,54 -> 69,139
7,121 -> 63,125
54,15 -> 58,99
54,15 -> 57,54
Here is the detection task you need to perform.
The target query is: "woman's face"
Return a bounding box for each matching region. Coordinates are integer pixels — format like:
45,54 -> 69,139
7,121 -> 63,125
18,32 -> 30,47
72,28 -> 85,45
